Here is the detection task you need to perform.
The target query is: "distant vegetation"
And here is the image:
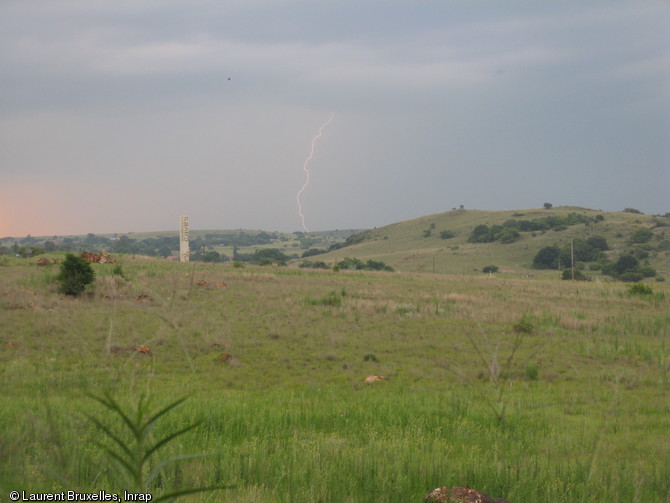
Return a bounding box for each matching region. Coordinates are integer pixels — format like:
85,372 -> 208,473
2,207 -> 669,283
468,212 -> 597,244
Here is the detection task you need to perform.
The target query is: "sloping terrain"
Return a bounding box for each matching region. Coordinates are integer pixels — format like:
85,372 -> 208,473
309,206 -> 670,278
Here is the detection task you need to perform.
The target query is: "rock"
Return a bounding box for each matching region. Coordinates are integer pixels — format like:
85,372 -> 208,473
364,375 -> 388,384
425,487 -> 512,503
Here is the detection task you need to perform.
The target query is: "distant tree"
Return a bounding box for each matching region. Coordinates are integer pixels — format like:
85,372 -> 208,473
562,269 -> 589,281
299,260 -> 329,269
44,241 -> 56,252
423,229 -> 432,238
585,236 -> 609,251
365,259 -> 394,272
482,265 -> 499,274
468,225 -> 493,243
337,257 -> 366,270
253,248 -> 288,266
623,208 -> 643,214
497,227 -> 520,244
18,246 -> 45,258
532,246 -> 560,269
302,248 -> 326,258
543,202 -> 553,209
439,230 -> 455,239
56,253 -> 95,296
202,250 -> 221,262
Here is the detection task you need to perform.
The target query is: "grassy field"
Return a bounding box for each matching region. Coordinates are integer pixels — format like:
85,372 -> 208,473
1,255 -> 669,502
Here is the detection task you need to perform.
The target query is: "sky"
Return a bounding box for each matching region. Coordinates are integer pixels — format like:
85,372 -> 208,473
1,1 -> 669,238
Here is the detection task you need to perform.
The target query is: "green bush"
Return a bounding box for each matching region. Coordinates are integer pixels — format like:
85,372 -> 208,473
620,271 -> 644,283
512,315 -> 534,334
524,362 -> 540,381
482,265 -> 499,274
629,227 -> 653,244
562,269 -> 590,281
56,253 -> 95,296
627,283 -> 653,295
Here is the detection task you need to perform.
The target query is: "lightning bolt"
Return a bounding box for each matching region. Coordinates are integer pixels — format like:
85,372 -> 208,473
296,113 -> 334,232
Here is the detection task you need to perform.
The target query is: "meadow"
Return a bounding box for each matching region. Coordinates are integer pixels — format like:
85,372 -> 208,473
1,256 -> 669,502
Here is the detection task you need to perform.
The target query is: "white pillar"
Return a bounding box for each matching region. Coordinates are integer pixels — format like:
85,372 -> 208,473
179,215 -> 189,262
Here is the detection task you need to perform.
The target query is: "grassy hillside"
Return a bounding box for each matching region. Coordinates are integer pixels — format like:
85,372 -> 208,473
312,207 -> 670,279
1,257 -> 669,501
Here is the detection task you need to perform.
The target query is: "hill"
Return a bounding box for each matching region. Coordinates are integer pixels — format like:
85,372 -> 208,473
306,206 -> 670,279
3,206 -> 668,280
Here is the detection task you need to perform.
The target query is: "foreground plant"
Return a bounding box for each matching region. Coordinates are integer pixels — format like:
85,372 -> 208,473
86,392 -> 224,501
56,253 -> 95,296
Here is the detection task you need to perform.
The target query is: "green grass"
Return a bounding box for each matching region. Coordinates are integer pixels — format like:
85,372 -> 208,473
1,256 -> 669,501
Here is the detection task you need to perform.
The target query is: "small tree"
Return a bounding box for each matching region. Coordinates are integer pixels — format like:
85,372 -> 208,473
56,253 -> 95,296
543,202 -> 553,209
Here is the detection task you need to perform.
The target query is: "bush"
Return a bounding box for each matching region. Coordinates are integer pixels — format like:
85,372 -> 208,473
620,271 -> 644,282
640,265 -> 657,278
562,269 -> 590,281
524,362 -> 539,381
56,253 -> 95,296
532,246 -> 560,269
627,283 -> 653,295
498,227 -> 520,244
482,265 -> 499,274
302,248 -> 326,258
512,315 -> 534,334
299,260 -> 329,269
629,227 -> 653,244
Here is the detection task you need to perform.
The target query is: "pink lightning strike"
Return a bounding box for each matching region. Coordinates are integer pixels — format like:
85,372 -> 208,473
296,113 -> 334,232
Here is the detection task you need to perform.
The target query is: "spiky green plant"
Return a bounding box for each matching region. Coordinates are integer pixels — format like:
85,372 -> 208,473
86,393 -> 223,501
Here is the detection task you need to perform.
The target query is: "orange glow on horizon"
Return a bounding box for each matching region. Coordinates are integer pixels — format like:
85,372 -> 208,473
0,183 -> 82,238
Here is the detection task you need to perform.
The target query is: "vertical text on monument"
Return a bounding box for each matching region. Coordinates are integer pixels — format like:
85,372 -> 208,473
179,215 -> 189,262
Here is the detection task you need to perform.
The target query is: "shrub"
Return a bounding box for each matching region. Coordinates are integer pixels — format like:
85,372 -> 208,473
561,269 -> 590,281
439,230 -> 455,239
306,291 -> 342,307
627,283 -> 653,295
614,254 -> 639,275
498,227 -> 520,244
56,253 -> 95,296
524,362 -> 540,381
532,246 -> 560,269
640,265 -> 657,278
629,227 -> 653,244
482,265 -> 499,274
299,260 -> 329,269
513,315 -> 534,334
620,271 -> 644,283
301,248 -> 326,258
